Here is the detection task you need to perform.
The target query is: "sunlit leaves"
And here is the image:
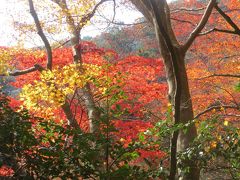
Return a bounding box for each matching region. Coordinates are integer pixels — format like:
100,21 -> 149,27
0,48 -> 14,75
20,63 -> 102,116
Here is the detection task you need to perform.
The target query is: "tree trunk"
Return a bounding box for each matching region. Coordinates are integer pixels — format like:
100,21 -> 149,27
130,0 -> 199,179
155,22 -> 199,180
70,30 -> 100,133
49,0 -> 101,132
177,55 -> 199,180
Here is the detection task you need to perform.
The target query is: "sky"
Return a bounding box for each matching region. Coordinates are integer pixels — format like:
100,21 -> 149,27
0,0 -> 172,48
0,0 -> 144,47
0,0 -> 16,46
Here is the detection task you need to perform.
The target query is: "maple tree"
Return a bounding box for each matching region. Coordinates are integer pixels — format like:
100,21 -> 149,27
0,45 -> 169,178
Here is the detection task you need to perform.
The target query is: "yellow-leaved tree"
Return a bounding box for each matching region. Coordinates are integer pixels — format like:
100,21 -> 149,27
4,0 -> 109,131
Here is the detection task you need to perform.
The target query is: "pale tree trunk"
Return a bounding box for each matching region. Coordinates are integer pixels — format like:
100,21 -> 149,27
130,0 -> 216,179
70,28 -> 100,133
50,0 -> 101,133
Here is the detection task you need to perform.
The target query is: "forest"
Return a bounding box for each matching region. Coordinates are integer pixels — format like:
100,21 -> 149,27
0,0 -> 239,179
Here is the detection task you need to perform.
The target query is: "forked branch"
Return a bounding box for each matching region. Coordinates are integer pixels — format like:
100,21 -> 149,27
214,4 -> 240,36
79,0 -> 111,28
183,0 -> 217,52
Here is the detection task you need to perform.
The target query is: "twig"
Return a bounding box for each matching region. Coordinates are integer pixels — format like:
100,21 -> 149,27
198,73 -> 240,79
194,105 -> 239,119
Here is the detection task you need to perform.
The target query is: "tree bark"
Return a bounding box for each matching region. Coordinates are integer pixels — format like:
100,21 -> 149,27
130,0 -> 199,179
50,0 -> 101,133
28,0 -> 79,128
70,30 -> 100,133
69,26 -> 100,133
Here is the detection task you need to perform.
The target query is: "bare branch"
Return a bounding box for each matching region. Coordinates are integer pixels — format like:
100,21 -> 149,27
194,104 -> 239,119
172,8 -> 240,16
198,73 -> 240,79
171,17 -> 196,27
28,0 -> 53,70
171,7 -> 205,13
200,5 -> 240,36
55,39 -> 71,48
95,11 -> 146,26
78,0 -> 111,29
223,113 -> 240,118
215,4 -> 240,36
183,0 -> 217,52
111,0 -> 116,24
199,28 -> 239,36
108,21 -> 146,26
0,64 -> 44,76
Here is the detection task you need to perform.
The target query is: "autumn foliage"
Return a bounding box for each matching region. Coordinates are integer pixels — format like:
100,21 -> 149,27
0,0 -> 240,178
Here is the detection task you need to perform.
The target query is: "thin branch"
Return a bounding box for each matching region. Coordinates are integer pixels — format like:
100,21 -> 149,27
215,4 -> 240,36
28,0 -> 52,70
198,73 -> 240,79
111,0 -> 116,24
95,11 -> 146,26
183,0 -> 217,52
55,39 -> 71,48
223,113 -> 240,118
93,0 -> 118,30
107,21 -> 146,26
171,17 -> 196,27
78,0 -> 111,28
199,28 -> 238,36
171,7 -> 205,13
0,64 -> 44,76
172,8 -> 240,16
214,85 -> 239,107
199,4 -> 240,36
194,105 -> 239,119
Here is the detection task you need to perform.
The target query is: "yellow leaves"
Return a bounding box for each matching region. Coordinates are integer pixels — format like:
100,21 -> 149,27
67,0 -> 96,16
20,63 -> 103,115
0,48 -> 14,75
210,141 -> 217,149
120,138 -> 125,142
223,120 -> 229,126
205,141 -> 217,152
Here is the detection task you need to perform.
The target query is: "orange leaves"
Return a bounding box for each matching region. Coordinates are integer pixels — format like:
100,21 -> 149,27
114,56 -> 167,119
114,120 -> 153,146
0,165 -> 14,177
187,58 -> 240,121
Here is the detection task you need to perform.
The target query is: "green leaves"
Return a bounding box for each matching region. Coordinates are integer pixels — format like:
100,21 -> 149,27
178,117 -> 240,179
